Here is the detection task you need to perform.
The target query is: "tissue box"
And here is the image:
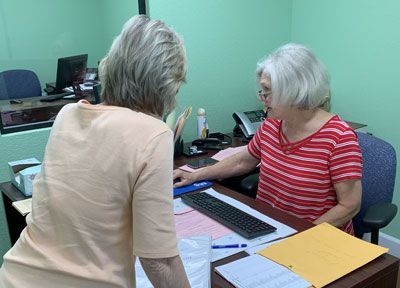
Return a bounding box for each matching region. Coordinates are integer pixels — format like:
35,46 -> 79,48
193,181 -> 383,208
8,158 -> 41,197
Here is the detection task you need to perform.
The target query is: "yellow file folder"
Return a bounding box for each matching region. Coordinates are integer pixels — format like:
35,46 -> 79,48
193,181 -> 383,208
258,223 -> 388,288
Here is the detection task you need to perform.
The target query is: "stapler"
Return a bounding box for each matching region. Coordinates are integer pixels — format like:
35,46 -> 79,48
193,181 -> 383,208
191,138 -> 223,150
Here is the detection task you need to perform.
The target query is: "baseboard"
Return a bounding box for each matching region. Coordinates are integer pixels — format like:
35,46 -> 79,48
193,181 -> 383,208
363,232 -> 400,258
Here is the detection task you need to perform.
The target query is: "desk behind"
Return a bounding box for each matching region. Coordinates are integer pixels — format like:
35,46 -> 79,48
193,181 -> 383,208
0,94 -> 96,134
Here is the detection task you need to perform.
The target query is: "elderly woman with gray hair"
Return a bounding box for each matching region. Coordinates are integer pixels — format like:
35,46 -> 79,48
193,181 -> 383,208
0,15 -> 190,288
174,43 -> 362,235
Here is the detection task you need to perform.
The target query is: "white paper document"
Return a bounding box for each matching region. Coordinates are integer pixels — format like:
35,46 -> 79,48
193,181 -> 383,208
206,189 -> 296,261
12,198 -> 32,216
215,254 -> 310,288
245,239 -> 284,255
136,235 -> 212,288
174,188 -> 297,262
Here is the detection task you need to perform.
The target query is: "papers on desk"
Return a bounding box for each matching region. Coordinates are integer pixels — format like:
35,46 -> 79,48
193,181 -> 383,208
258,223 -> 389,288
179,146 -> 247,173
211,146 -> 247,161
175,207 -> 233,240
136,235 -> 212,288
174,188 -> 296,262
12,198 -> 32,216
245,238 -> 284,255
215,254 -> 310,288
64,84 -> 93,92
173,106 -> 192,143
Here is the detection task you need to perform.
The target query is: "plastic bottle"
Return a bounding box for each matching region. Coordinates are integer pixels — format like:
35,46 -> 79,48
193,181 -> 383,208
197,108 -> 208,139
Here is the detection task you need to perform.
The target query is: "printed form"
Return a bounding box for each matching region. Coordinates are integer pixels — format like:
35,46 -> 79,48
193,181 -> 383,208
174,188 -> 297,262
215,254 -> 310,288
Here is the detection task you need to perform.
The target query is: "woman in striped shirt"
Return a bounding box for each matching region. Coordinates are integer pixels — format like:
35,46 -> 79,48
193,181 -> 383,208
174,43 -> 362,235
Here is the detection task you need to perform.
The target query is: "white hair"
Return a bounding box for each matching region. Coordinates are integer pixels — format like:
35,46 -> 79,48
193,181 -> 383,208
99,15 -> 187,116
256,43 -> 329,109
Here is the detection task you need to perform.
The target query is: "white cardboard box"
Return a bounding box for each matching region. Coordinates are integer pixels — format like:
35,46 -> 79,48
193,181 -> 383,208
8,158 -> 41,197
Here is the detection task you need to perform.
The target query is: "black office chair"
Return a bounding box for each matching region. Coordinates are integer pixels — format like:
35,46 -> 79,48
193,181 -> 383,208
239,132 -> 398,244
0,69 -> 42,100
239,173 -> 259,199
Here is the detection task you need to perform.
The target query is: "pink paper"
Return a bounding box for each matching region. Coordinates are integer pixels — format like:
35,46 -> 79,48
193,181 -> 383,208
178,165 -> 199,173
175,209 -> 233,240
211,146 -> 247,161
179,146 -> 247,172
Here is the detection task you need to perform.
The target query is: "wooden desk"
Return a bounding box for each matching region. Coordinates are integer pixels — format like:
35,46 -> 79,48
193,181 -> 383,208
0,182 -> 29,245
174,137 -> 399,288
0,94 -> 95,134
1,139 -> 399,287
206,183 -> 399,288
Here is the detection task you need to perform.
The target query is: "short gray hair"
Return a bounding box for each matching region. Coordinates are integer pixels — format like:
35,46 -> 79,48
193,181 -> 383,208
99,15 -> 187,116
256,43 -> 329,109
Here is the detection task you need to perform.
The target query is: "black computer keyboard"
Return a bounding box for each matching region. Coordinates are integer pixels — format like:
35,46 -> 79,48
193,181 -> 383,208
40,92 -> 74,102
181,193 -> 277,239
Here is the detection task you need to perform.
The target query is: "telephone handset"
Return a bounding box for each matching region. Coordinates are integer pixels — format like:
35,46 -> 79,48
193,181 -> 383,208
232,110 -> 266,139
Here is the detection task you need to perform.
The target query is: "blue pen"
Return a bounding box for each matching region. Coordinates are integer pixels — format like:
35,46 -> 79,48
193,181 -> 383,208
212,244 -> 247,249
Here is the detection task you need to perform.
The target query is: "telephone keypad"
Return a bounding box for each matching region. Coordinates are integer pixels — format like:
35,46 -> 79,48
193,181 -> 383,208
244,110 -> 265,123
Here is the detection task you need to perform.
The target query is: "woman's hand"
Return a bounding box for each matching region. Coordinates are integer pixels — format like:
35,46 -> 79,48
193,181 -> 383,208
173,169 -> 199,187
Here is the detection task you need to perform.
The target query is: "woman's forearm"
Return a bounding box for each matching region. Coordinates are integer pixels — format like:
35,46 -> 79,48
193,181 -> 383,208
193,150 -> 259,182
313,203 -> 360,227
140,255 -> 190,288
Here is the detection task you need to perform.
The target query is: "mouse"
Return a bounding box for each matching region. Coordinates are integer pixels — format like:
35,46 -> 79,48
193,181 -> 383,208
174,178 -> 182,184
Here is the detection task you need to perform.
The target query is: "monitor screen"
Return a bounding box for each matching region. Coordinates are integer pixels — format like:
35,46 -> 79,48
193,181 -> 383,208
55,54 -> 88,92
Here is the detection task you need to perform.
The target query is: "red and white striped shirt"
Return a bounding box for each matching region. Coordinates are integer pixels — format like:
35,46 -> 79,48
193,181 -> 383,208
248,115 -> 362,234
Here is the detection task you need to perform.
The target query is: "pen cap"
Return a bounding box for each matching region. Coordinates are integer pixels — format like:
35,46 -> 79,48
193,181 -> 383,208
197,108 -> 208,139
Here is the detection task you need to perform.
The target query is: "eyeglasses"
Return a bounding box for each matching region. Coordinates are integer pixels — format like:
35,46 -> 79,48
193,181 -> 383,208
257,89 -> 272,101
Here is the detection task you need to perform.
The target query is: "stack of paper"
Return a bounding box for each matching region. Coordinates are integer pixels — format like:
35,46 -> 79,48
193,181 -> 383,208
215,254 -> 310,288
258,223 -> 389,288
136,235 -> 212,288
174,188 -> 297,262
211,146 -> 247,161
12,198 -> 32,216
173,106 -> 192,143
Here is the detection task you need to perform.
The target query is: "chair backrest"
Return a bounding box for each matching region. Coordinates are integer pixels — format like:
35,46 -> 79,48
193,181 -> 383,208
353,132 -> 397,238
0,69 -> 42,100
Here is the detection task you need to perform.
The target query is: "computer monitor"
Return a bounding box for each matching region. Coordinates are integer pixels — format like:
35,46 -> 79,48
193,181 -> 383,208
55,54 -> 88,92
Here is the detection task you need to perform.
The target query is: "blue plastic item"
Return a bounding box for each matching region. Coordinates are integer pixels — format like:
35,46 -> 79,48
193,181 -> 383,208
173,181 -> 212,197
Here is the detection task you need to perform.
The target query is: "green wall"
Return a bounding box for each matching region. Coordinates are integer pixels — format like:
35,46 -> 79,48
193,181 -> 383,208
149,0 -> 292,140
0,0 -> 138,87
101,0 -> 138,50
291,0 -> 400,239
1,0 -> 399,263
0,0 -> 106,87
0,129 -> 51,258
0,0 -> 138,262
